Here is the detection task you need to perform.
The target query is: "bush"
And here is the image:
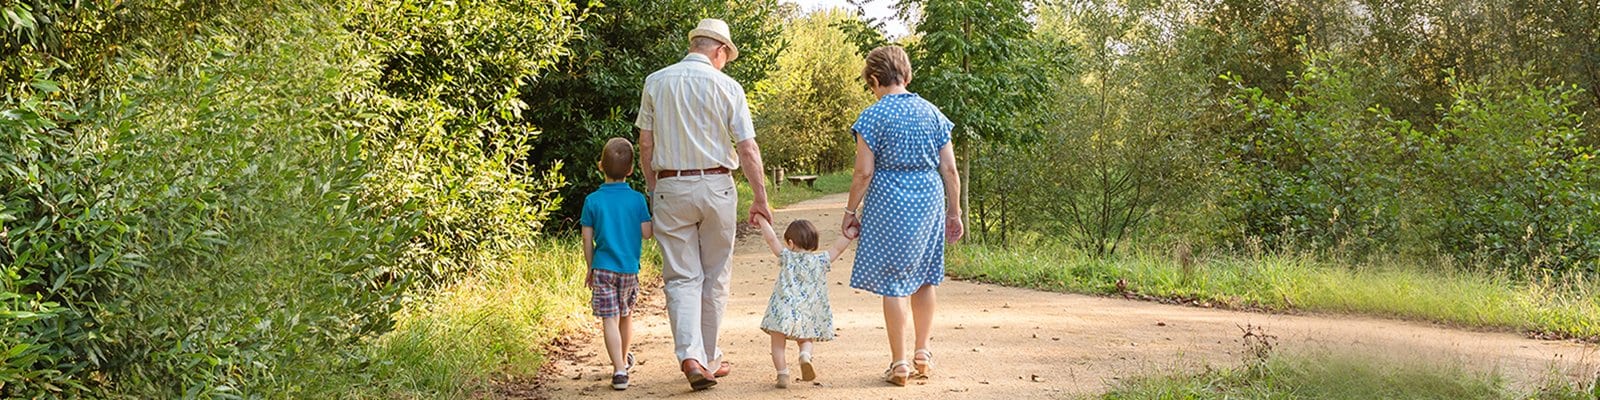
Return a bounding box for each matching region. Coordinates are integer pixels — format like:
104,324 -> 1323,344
1,0 -> 584,396
1222,50 -> 1600,271
1419,75 -> 1600,272
1221,51 -> 1415,254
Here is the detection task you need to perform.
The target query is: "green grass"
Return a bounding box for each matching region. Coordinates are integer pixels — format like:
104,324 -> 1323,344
358,237 -> 662,398
949,241 -> 1600,339
736,171 -> 853,219
1103,353 -> 1596,399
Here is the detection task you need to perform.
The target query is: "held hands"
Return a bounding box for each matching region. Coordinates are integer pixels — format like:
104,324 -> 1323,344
749,200 -> 773,227
841,213 -> 861,240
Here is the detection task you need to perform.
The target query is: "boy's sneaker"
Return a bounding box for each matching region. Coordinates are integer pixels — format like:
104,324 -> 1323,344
611,372 -> 629,390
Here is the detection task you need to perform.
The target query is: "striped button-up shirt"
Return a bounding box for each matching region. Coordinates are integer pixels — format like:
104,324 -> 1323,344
635,53 -> 756,171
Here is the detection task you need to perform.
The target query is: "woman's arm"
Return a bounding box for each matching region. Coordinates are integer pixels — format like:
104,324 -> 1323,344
937,142 -> 964,243
756,217 -> 784,257
843,134 -> 874,238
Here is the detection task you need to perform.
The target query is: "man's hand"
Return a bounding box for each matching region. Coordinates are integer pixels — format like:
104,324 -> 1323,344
749,200 -> 772,227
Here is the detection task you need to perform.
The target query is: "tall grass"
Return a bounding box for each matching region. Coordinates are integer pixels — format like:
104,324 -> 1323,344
1103,352 -> 1596,399
359,237 -> 661,398
949,241 -> 1600,338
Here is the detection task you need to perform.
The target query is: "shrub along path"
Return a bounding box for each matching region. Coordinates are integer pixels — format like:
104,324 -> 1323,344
533,193 -> 1597,398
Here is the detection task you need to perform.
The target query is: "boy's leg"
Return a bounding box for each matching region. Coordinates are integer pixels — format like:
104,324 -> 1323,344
768,332 -> 787,372
603,317 -> 625,374
619,315 -> 633,369
618,274 -> 638,370
591,270 -> 627,374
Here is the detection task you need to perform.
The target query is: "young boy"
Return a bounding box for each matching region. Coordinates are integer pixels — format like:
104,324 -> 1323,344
581,137 -> 653,391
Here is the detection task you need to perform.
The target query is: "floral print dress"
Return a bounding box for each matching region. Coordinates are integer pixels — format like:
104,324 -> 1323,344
760,249 -> 835,341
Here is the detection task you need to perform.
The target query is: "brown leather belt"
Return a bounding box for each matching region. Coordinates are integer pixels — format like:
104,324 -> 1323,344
657,167 -> 730,179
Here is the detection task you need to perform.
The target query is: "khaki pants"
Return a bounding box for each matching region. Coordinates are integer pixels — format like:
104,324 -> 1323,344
651,174 -> 737,364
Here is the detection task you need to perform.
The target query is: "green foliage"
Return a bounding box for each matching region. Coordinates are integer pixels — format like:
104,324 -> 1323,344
902,0 -> 1045,144
1221,50 -> 1414,254
345,0 -> 579,282
1007,1 -> 1208,255
1222,50 -> 1600,271
1,69 -> 102,397
519,0 -> 785,228
1420,75 -> 1600,272
2,0 -> 582,396
750,8 -> 875,173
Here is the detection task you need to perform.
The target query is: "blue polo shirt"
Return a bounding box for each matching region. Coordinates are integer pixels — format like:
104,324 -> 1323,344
580,182 -> 651,274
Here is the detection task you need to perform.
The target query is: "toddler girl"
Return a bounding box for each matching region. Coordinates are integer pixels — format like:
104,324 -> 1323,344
754,218 -> 854,388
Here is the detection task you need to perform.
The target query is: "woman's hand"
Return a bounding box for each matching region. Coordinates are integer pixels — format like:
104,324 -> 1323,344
945,214 -> 964,243
841,213 -> 861,240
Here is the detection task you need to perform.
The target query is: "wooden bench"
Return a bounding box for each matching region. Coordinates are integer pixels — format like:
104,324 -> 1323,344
786,175 -> 818,188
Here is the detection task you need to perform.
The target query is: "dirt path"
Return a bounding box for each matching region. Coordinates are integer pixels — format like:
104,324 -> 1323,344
535,193 -> 1599,399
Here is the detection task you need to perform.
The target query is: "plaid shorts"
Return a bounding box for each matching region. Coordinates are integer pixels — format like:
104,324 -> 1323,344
589,269 -> 639,318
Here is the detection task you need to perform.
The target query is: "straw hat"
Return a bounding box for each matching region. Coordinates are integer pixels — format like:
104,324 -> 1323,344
688,18 -> 739,62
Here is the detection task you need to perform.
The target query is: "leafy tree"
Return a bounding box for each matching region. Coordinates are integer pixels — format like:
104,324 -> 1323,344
1015,1 -> 1209,255
750,7 -> 875,174
896,0 -> 1051,241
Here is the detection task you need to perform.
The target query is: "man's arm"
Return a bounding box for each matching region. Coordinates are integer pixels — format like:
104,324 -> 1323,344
737,138 -> 771,225
640,129 -> 656,193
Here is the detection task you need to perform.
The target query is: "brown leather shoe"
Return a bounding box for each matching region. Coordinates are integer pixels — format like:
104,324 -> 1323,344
712,360 -> 732,378
682,359 -> 717,390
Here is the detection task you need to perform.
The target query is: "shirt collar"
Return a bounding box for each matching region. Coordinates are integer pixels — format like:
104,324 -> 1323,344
600,181 -> 629,190
682,53 -> 712,66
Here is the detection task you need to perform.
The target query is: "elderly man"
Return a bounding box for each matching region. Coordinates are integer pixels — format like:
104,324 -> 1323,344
636,18 -> 772,391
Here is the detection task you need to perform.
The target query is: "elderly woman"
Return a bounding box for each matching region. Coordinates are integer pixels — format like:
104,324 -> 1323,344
840,45 -> 964,386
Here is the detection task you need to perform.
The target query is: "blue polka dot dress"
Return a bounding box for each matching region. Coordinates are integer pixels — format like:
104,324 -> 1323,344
849,93 -> 954,298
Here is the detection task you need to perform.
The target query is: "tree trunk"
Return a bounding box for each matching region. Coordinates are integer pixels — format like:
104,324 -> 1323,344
960,135 -> 973,238
974,143 -> 986,244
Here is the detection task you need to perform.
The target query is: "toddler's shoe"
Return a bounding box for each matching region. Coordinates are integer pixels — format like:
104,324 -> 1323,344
611,372 -> 629,390
775,371 -> 791,389
798,352 -> 816,381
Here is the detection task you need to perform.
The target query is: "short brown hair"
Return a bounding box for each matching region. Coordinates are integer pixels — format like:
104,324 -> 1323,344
601,137 -> 634,180
863,45 -> 913,87
783,220 -> 819,251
